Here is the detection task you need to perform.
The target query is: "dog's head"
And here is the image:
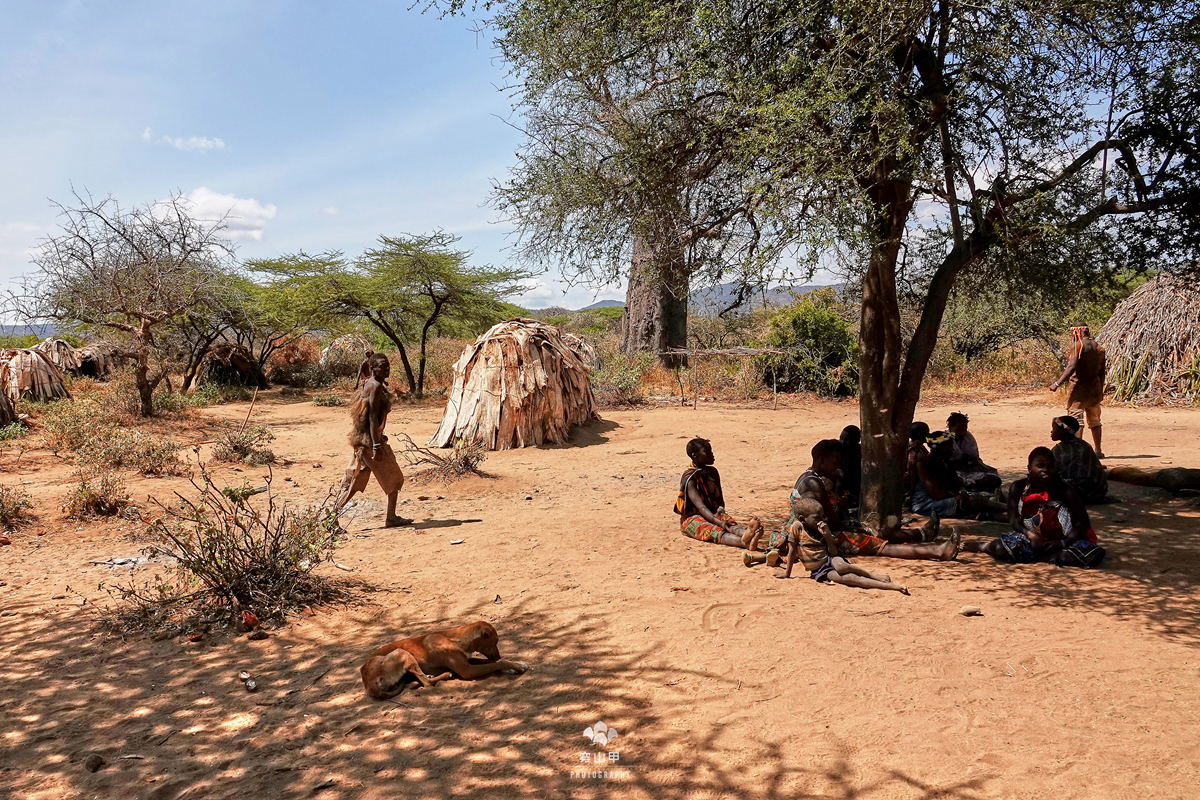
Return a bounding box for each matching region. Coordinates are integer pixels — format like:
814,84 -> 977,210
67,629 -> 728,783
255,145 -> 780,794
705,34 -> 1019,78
467,621 -> 502,661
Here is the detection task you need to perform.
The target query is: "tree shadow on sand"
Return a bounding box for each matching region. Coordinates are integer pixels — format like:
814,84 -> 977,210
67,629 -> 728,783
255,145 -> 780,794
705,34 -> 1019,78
911,482 -> 1200,648
0,593 -> 1001,799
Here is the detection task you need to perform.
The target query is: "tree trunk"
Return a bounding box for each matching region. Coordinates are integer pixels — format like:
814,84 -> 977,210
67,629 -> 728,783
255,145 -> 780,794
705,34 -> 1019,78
857,176 -> 915,534
135,359 -> 155,417
620,234 -> 689,368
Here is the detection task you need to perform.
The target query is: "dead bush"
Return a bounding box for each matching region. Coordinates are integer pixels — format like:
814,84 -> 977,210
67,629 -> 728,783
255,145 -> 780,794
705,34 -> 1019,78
100,471 -> 364,639
394,433 -> 491,484
63,472 -> 130,519
0,484 -> 34,530
267,336 -> 321,386
212,423 -> 276,465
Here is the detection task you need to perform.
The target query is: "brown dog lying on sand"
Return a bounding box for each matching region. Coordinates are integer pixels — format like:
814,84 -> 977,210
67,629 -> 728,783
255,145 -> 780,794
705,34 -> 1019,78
361,621 -> 529,699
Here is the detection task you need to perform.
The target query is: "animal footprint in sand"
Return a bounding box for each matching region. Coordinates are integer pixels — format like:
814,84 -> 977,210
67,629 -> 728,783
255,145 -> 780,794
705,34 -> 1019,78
583,721 -> 619,747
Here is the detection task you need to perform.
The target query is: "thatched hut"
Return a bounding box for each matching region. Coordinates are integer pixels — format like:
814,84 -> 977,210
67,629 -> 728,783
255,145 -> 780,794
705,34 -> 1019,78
1096,273 -> 1200,403
429,319 -> 598,450
75,341 -> 125,378
320,333 -> 374,377
33,338 -> 80,373
199,343 -> 268,388
0,349 -> 72,402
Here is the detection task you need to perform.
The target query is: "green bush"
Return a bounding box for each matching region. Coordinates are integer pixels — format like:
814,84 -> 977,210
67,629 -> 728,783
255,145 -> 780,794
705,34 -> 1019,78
212,423 -> 276,465
78,429 -> 188,477
311,392 -> 347,407
758,290 -> 858,395
63,472 -> 130,519
0,423 -> 27,441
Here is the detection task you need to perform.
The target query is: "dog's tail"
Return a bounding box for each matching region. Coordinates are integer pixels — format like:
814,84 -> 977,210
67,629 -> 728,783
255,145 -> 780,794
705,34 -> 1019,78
361,654 -> 408,700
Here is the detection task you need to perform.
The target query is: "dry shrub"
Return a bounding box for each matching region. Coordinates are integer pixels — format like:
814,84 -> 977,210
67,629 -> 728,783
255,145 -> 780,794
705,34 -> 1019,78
100,472 -> 364,639
925,340 -> 1060,390
212,423 -> 276,465
63,472 -> 130,519
423,338 -> 473,394
78,428 -> 188,476
394,433 -> 490,484
267,336 -> 321,386
39,399 -> 109,453
0,484 -> 33,529
592,350 -> 658,407
311,392 -> 346,407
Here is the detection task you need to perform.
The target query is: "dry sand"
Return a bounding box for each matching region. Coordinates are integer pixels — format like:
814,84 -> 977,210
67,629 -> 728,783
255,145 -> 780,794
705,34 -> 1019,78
2,391 -> 1199,799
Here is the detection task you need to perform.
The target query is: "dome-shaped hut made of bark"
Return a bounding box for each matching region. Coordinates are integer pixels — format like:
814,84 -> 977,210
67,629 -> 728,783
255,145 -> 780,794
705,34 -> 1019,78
0,348 -> 72,403
320,333 -> 375,377
33,338 -> 81,374
429,318 -> 598,450
1096,273 -> 1200,403
75,341 -> 126,379
199,343 -> 268,388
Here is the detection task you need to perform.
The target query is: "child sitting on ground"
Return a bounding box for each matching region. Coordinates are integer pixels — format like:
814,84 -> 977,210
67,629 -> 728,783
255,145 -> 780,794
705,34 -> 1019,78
675,437 -> 763,550
774,496 -> 910,593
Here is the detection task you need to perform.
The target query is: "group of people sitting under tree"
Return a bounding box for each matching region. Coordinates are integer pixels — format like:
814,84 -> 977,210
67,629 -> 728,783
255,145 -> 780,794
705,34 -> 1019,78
675,411 -> 1108,592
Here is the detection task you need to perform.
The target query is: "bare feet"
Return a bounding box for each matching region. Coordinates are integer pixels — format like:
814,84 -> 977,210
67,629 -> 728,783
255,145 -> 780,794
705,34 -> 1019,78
384,516 -> 414,528
744,551 -> 783,568
741,517 -> 763,549
937,528 -> 961,561
899,585 -> 911,596
920,510 -> 940,542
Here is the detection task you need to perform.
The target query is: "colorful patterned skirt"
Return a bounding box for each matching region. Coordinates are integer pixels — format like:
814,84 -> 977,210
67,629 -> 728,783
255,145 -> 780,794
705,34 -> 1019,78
680,512 -> 738,544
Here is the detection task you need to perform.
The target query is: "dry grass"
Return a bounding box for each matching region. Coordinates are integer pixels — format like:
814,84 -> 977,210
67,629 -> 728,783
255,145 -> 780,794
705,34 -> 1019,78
63,472 -> 130,519
212,423 -> 276,465
394,433 -> 492,484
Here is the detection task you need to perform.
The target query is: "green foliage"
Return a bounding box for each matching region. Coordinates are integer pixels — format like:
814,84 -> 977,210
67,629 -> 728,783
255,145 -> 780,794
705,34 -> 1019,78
248,232 -> 533,396
758,292 -> 857,396
311,392 -> 347,407
0,484 -> 33,530
593,351 -> 657,406
78,429 -> 187,477
0,423 -> 27,441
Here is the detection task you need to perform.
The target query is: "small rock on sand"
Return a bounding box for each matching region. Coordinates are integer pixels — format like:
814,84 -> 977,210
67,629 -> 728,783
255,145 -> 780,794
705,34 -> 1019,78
83,754 -> 105,772
248,630 -> 269,641
960,605 -> 983,617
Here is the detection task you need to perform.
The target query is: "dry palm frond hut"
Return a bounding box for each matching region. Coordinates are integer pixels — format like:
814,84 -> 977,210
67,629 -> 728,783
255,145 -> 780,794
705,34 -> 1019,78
33,338 -> 81,373
429,318 -> 598,450
1096,273 -> 1200,403
0,349 -> 72,402
0,366 -> 16,425
75,341 -> 126,378
561,332 -> 598,368
199,343 -> 268,388
320,333 -> 374,377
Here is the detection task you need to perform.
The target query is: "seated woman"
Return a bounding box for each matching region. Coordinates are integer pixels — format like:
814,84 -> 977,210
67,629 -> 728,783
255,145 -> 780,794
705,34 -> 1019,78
904,422 -> 931,508
675,437 -> 763,550
964,447 -> 1106,567
1050,416 -> 1109,503
913,432 -> 1008,520
838,425 -> 862,511
946,412 -> 1001,492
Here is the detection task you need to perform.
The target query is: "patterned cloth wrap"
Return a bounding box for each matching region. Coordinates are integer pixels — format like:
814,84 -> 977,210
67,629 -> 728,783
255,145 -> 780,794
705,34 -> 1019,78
680,511 -> 739,544
1000,489 -> 1101,565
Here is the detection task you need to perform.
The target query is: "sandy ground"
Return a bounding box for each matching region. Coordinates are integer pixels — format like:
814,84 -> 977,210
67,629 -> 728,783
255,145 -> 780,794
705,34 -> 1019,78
2,391 -> 1199,800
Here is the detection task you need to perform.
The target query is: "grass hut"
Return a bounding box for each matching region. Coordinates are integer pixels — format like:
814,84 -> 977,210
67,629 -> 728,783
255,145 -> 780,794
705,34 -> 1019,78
429,318 -> 598,450
320,333 -> 374,377
1096,273 -> 1200,403
0,349 -> 72,403
75,341 -> 125,378
33,338 -> 80,374
200,343 -> 268,388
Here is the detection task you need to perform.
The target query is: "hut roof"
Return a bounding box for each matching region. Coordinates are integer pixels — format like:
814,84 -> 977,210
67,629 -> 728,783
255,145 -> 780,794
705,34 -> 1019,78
1096,273 -> 1200,403
0,348 -> 72,402
320,333 -> 374,367
33,338 -> 80,372
429,318 -> 598,450
75,341 -> 125,378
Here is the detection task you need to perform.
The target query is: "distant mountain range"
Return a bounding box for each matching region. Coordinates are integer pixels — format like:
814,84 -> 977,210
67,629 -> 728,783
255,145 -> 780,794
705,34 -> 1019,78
0,324 -> 60,339
579,300 -> 625,310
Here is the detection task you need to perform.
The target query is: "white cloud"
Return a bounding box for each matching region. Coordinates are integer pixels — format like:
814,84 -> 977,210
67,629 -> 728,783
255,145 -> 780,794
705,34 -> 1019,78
517,280 -> 556,302
143,127 -> 228,153
184,187 -> 277,241
322,206 -> 339,215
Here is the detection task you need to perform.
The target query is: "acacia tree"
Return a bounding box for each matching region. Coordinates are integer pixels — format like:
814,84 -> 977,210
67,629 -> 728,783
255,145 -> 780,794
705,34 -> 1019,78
251,232 -> 530,396
16,192 -> 232,415
459,0 -> 1198,531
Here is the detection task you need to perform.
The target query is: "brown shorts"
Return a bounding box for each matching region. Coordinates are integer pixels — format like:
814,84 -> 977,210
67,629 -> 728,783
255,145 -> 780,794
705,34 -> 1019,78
1069,404 -> 1102,429
343,443 -> 405,497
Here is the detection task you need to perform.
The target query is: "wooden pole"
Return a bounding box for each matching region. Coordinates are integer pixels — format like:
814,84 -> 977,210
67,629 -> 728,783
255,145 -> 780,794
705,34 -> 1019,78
773,369 -> 778,411
238,387 -> 260,434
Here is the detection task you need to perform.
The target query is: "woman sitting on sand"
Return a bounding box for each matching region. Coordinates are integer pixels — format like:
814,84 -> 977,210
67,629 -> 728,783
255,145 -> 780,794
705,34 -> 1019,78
946,412 -> 1001,492
675,438 -> 764,550
964,447 -> 1105,567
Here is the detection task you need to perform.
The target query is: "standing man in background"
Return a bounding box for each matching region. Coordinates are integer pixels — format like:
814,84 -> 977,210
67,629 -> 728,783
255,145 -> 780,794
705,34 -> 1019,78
1050,325 -> 1107,458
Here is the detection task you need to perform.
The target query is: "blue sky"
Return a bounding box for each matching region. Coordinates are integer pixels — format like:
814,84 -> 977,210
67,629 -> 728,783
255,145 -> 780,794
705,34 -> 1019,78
0,0 -> 626,309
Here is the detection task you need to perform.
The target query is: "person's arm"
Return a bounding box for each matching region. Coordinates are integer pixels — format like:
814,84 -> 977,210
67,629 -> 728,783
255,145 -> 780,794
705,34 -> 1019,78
686,482 -> 729,530
365,382 -> 383,450
1061,484 -> 1091,545
818,521 -> 839,558
1008,479 -> 1024,531
1050,356 -> 1078,391
803,476 -> 837,523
